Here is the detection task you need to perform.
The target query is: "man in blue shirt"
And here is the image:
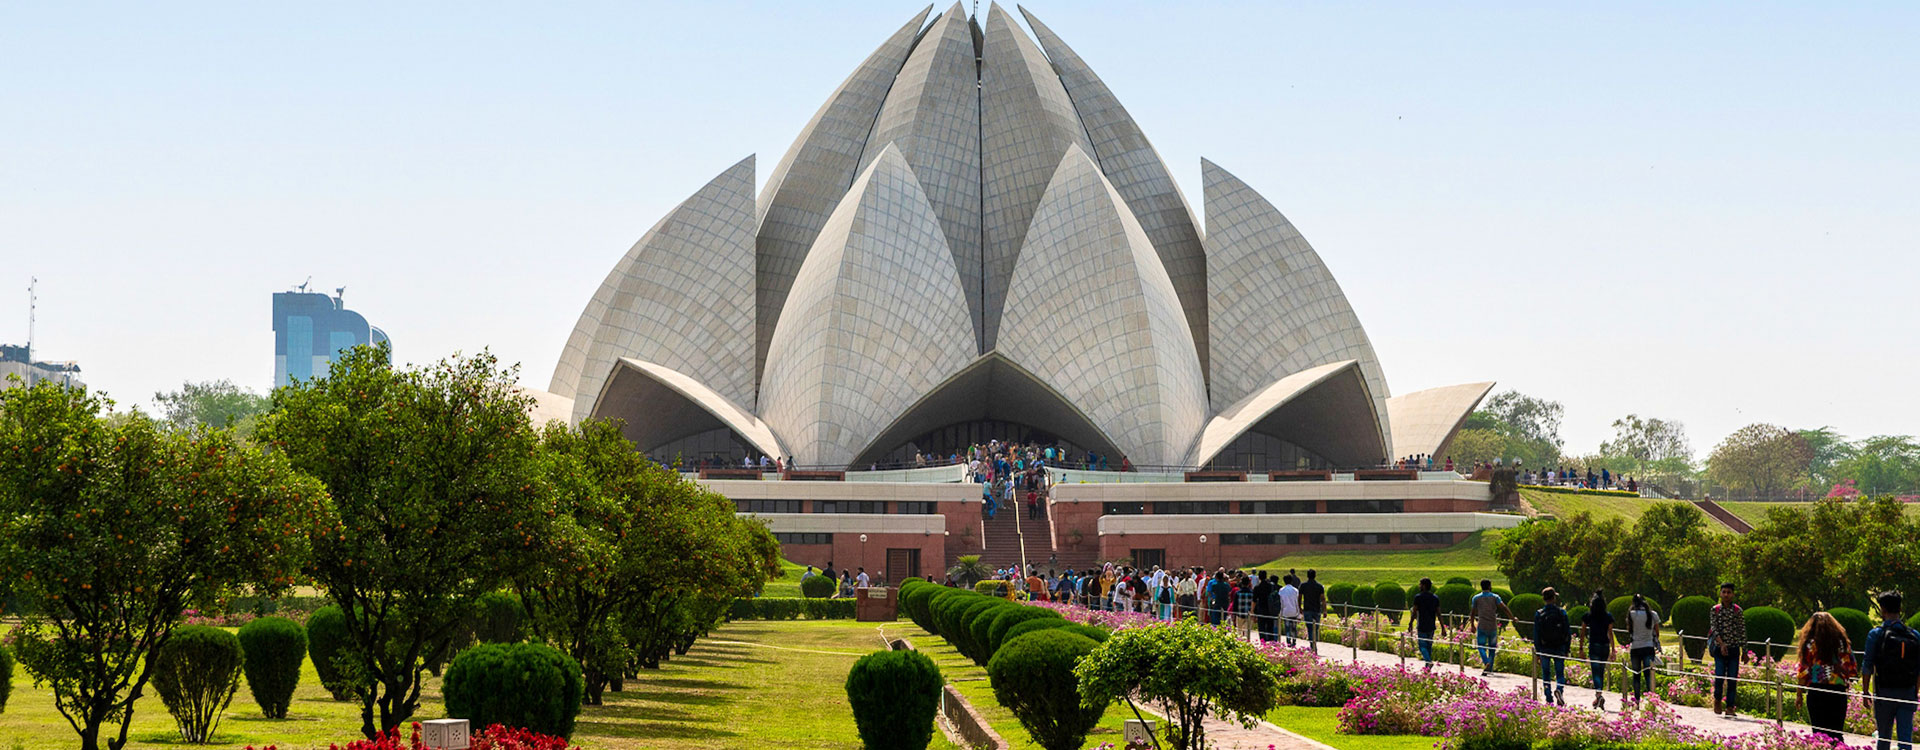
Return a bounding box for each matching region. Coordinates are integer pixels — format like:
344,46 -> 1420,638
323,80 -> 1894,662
1863,591 -> 1918,750
1471,579 -> 1516,676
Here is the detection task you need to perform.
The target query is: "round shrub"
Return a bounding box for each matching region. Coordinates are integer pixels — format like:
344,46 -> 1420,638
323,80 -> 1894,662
1351,585 -> 1376,613
931,590 -> 980,639
475,591 -> 525,643
1003,617 -> 1071,646
1058,624 -> 1110,643
1607,596 -> 1635,640
1744,606 -> 1796,659
152,625 -> 245,743
1568,605 -> 1590,635
305,605 -> 356,700
1326,582 -> 1355,610
900,585 -> 938,631
1492,587 -> 1514,603
236,616 -> 306,718
1829,608 -> 1872,652
1446,576 -> 1473,586
1437,583 -> 1476,619
1507,593 -> 1544,640
988,607 -> 1064,656
988,630 -> 1105,750
1669,596 -> 1715,660
956,598 -> 1011,659
0,642 -> 13,714
846,649 -> 943,750
1372,581 -> 1407,623
444,642 -> 585,739
801,573 -> 838,598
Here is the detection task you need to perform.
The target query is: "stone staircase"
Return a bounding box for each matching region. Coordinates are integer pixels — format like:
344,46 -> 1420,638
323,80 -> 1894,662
1693,499 -> 1753,534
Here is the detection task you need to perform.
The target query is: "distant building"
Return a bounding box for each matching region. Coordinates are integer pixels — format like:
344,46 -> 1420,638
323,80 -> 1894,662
273,290 -> 389,388
0,343 -> 82,389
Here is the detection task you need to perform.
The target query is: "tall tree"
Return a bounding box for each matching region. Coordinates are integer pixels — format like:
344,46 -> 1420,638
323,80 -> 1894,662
0,381 -> 321,750
153,380 -> 270,435
1456,390 -> 1565,467
1797,427 -> 1857,488
1706,423 -> 1813,498
259,345 -> 551,738
1598,414 -> 1693,476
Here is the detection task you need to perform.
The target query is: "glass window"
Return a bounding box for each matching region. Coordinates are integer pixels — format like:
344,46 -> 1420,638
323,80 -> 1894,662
774,532 -> 831,545
1102,502 -> 1145,515
1221,533 -> 1302,545
894,501 -> 937,515
816,501 -> 884,514
735,499 -> 802,514
1401,532 -> 1453,545
1240,501 -> 1316,514
1152,502 -> 1229,515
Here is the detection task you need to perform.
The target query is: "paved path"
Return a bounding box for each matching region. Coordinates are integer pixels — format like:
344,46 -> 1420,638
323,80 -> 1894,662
1291,636 -> 1808,738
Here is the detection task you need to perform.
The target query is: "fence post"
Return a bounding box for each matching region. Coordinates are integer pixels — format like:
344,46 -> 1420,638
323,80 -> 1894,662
1530,642 -> 1539,702
1676,629 -> 1685,668
1399,631 -> 1407,668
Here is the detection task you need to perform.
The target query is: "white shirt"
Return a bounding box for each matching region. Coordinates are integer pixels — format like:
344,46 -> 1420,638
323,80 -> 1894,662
1279,585 -> 1302,618
1628,608 -> 1660,649
856,572 -> 869,588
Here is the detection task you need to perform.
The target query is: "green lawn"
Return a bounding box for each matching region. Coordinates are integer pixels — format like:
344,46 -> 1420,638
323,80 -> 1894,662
0,619 -> 959,750
1253,531 -> 1505,587
760,558 -> 811,597
904,623 -> 1143,750
1717,501 -> 1811,527
1264,706 -> 1436,750
1519,488 -> 1675,527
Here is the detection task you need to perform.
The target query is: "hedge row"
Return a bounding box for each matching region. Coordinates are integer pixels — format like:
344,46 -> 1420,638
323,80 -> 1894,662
894,579 -> 1109,670
728,598 -> 856,620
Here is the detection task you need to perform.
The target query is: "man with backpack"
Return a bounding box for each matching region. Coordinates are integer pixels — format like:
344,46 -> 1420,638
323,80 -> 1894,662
1531,587 -> 1573,705
1863,590 -> 1919,750
1707,582 -> 1747,716
1253,571 -> 1278,642
1300,570 -> 1327,654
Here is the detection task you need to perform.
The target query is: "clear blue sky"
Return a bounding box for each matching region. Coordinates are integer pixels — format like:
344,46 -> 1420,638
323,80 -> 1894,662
3,1 -> 1915,458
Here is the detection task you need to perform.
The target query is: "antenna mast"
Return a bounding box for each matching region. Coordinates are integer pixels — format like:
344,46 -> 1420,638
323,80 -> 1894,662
26,277 -> 35,363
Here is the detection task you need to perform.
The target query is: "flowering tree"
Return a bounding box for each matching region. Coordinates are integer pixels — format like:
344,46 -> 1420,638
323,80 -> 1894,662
260,346 -> 551,738
1075,618 -> 1281,750
0,381 -> 322,750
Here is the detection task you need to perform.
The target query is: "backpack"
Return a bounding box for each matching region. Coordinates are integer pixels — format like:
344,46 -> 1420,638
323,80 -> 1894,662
1876,623 -> 1920,690
1159,585 -> 1172,604
1266,587 -> 1284,615
1534,606 -> 1571,652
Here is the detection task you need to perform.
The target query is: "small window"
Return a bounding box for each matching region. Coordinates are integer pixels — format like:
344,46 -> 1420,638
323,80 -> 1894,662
1103,502 -> 1146,515
816,501 -> 884,514
1401,532 -> 1453,545
894,501 -> 937,515
1152,501 -> 1229,515
736,499 -> 802,514
1221,533 -> 1301,545
774,532 -> 832,545
1240,501 -> 1316,514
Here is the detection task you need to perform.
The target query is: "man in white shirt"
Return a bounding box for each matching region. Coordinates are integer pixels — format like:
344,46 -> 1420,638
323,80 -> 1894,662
855,568 -> 870,589
1278,576 -> 1303,646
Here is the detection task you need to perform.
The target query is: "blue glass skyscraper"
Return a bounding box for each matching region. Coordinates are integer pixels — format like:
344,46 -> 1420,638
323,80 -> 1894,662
272,290 -> 389,388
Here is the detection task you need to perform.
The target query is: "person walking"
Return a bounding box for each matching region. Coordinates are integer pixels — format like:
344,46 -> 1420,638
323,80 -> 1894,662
1175,570 -> 1198,620
1471,580 -> 1515,676
1532,588 -> 1573,705
1582,591 -> 1616,709
1863,591 -> 1920,750
1206,572 -> 1232,628
1412,578 -> 1441,664
1252,571 -> 1277,642
1795,611 -> 1859,742
1707,582 -> 1747,716
1625,594 -> 1662,702
1278,575 -> 1303,646
1300,570 -> 1327,653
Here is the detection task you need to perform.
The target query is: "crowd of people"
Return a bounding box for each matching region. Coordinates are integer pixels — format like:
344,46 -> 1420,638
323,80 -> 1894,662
949,563 -> 1920,747
797,562 -> 874,597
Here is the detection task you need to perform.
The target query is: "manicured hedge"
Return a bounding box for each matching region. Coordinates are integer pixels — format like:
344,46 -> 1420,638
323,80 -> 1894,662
1058,624 -> 1110,643
966,600 -> 1018,664
988,630 -> 1105,750
1351,584 -> 1376,612
728,598 -> 856,620
1518,484 -> 1641,498
1744,606 -> 1796,659
1509,594 -> 1545,640
444,642 -> 585,739
1437,584 -> 1476,619
1669,596 -> 1714,660
305,605 -> 355,700
800,574 -> 838,598
1327,583 -> 1355,608
1373,582 -> 1406,624
1002,617 -> 1071,646
987,607 -> 1063,655
1830,607 -> 1872,651
475,591 -> 525,643
152,625 -> 245,743
236,616 -> 306,718
846,649 -> 942,750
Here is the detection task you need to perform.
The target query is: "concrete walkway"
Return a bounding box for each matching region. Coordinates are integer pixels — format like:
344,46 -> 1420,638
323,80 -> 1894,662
1291,637 -> 1810,738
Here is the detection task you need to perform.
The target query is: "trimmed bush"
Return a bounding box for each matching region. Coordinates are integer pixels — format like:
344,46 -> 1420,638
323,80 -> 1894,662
975,580 -> 1010,597
1508,594 -> 1545,640
1350,585 -> 1376,612
305,605 -> 355,700
952,597 -> 1008,658
802,598 -> 856,620
152,625 -> 245,743
1492,587 -> 1513,603
932,590 -> 981,639
1003,617 -> 1071,645
800,573 -> 838,598
968,601 -> 1018,664
1445,576 -> 1473,586
1058,624 -> 1110,643
1372,582 -> 1406,624
1568,605 -> 1590,636
475,591 -> 525,643
901,584 -> 940,631
988,630 -> 1105,750
1830,607 -> 1872,651
1670,596 -> 1715,660
236,616 -> 306,718
1437,584 -> 1476,619
0,642 -> 13,714
1744,606 -> 1796,659
846,649 -> 942,750
444,642 -> 585,739
1326,583 -> 1355,610
988,607 -> 1064,655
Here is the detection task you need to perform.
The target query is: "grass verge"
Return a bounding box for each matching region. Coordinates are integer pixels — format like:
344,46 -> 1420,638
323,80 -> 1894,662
1264,705 -> 1436,750
1252,531 -> 1505,587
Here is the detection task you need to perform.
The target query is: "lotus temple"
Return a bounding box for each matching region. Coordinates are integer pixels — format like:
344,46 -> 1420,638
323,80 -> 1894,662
530,3 -> 1519,577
